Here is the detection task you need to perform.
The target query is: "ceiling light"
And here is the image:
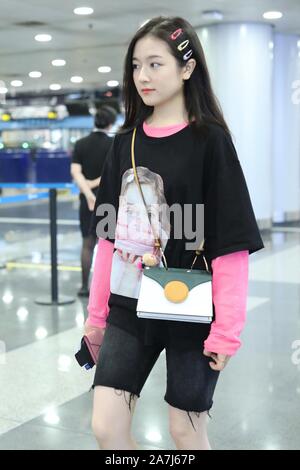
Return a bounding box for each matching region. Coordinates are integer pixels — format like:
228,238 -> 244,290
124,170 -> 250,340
263,11 -> 283,20
52,59 -> 66,66
98,66 -> 111,73
29,71 -> 42,78
35,34 -> 52,42
11,80 -> 23,87
0,86 -> 8,94
74,7 -> 94,15
49,83 -> 61,91
107,80 -> 119,87
202,10 -> 223,21
71,76 -> 83,83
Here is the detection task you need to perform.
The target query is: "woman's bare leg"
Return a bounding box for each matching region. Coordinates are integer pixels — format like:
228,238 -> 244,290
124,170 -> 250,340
92,385 -> 138,450
168,405 -> 211,450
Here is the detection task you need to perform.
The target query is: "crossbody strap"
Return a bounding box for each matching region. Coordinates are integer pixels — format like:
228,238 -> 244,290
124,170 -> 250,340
131,127 -> 209,273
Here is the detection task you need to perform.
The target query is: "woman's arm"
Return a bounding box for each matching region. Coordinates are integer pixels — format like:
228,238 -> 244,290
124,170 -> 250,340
71,163 -> 97,211
88,177 -> 101,189
203,250 -> 249,356
86,238 -> 114,329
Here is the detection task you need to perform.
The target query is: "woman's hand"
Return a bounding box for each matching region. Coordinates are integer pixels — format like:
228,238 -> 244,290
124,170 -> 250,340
84,320 -> 106,339
117,249 -> 140,264
86,193 -> 96,212
203,349 -> 231,371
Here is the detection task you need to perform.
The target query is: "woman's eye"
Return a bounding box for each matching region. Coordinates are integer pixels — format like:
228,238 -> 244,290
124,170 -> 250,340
132,63 -> 161,70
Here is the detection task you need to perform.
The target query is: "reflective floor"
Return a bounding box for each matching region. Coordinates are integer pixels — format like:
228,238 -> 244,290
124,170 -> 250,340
0,196 -> 300,450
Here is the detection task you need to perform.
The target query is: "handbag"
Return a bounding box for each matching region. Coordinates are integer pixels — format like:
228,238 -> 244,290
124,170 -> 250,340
130,127 -> 213,324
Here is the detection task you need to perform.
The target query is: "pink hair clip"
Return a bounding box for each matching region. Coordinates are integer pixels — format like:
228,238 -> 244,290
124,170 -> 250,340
170,28 -> 183,40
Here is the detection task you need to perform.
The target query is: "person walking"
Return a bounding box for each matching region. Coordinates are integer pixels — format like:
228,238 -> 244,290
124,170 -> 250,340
84,16 -> 264,449
71,106 -> 117,297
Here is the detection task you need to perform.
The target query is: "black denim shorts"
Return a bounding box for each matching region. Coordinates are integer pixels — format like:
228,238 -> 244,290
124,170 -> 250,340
93,312 -> 220,413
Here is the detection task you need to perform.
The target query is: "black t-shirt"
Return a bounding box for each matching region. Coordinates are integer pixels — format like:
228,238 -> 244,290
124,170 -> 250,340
72,131 -> 113,180
92,121 -> 264,320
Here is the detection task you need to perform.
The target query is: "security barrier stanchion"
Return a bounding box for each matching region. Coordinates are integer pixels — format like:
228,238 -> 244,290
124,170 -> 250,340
35,187 -> 75,305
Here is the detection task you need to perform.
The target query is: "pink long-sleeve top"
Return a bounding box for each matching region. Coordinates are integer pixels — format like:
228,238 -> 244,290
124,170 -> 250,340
87,121 -> 250,356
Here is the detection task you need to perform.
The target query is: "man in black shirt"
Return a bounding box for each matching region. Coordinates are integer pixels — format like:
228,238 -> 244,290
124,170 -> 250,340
71,106 -> 117,297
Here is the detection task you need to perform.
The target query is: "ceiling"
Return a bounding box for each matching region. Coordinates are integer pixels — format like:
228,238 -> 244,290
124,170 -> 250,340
0,0 -> 300,94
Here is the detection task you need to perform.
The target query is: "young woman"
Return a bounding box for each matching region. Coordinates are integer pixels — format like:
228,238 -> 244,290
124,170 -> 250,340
84,16 -> 264,450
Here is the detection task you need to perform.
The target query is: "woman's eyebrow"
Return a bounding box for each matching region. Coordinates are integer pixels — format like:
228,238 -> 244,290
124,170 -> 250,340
132,55 -> 163,61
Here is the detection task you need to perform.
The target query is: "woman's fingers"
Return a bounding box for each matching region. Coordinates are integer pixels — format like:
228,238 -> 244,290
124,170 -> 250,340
203,349 -> 212,357
116,250 -> 139,264
203,350 -> 230,371
117,249 -> 128,262
128,253 -> 138,263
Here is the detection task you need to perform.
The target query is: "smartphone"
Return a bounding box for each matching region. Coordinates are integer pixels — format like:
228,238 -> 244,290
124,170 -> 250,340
75,338 -> 95,370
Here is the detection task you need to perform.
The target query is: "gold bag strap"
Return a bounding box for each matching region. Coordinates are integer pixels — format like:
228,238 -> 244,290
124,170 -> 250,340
131,127 -> 209,273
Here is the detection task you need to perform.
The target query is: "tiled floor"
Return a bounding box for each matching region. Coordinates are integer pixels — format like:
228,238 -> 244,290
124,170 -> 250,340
0,197 -> 300,450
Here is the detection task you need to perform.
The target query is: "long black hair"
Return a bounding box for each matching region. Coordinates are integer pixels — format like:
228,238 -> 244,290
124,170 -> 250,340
120,16 -> 231,135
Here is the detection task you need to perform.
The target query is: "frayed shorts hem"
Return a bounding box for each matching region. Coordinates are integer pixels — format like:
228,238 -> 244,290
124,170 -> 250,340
164,395 -> 213,416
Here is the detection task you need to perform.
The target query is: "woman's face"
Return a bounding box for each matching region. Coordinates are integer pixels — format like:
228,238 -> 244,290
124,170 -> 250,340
132,35 -> 185,108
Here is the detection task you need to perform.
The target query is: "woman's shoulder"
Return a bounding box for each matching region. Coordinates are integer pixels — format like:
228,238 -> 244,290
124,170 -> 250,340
112,127 -> 135,147
115,126 -> 135,137
193,120 -> 230,142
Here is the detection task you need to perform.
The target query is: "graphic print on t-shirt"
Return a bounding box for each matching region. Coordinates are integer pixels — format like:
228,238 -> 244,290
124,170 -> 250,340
110,166 -> 170,299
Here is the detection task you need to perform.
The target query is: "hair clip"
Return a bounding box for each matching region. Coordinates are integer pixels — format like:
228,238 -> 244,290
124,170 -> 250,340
170,28 -> 183,40
170,28 -> 193,61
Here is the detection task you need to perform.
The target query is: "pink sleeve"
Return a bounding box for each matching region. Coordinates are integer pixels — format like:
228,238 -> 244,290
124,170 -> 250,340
203,250 -> 249,356
86,238 -> 114,328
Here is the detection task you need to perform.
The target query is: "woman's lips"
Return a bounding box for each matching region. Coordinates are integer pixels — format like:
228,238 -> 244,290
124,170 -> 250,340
141,89 -> 155,94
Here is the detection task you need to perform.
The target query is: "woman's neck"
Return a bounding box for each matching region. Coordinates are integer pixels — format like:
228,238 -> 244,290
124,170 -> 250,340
146,93 -> 188,127
145,118 -> 188,128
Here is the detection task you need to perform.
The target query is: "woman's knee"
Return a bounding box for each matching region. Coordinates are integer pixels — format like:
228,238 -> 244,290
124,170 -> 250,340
91,386 -> 137,443
169,408 -> 208,441
91,415 -> 109,443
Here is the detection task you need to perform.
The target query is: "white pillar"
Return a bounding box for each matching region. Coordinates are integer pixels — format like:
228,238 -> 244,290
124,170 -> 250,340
272,33 -> 300,223
197,23 -> 273,229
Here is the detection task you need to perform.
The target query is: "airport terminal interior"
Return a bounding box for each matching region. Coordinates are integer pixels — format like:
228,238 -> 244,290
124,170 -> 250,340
0,1 -> 300,450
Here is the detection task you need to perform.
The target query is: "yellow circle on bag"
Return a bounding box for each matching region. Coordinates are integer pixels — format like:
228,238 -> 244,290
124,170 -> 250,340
164,281 -> 189,303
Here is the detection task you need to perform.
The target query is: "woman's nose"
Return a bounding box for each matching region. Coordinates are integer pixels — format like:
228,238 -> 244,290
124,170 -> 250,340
138,66 -> 150,82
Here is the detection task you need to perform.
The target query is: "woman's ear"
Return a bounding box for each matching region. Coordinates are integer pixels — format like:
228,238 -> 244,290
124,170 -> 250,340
183,58 -> 196,80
